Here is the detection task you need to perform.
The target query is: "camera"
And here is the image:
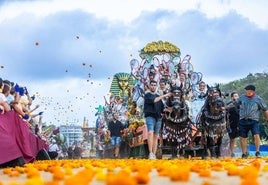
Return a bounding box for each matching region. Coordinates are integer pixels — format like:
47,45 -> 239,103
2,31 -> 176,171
221,92 -> 229,98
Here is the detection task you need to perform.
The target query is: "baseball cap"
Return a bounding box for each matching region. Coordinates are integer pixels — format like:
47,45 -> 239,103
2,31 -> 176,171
244,85 -> 255,91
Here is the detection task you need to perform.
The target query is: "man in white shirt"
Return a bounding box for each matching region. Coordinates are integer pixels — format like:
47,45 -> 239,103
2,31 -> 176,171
48,139 -> 59,159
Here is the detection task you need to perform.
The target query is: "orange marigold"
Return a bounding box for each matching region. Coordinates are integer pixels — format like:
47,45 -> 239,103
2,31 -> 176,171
45,181 -> 60,185
169,166 -> 190,181
106,171 -> 137,185
251,160 -> 261,170
240,179 -> 260,185
199,169 -> 211,177
24,177 -> 44,185
240,166 -> 259,179
25,167 -> 41,178
202,180 -> 213,185
52,168 -> 65,181
134,171 -> 150,184
227,165 -> 240,176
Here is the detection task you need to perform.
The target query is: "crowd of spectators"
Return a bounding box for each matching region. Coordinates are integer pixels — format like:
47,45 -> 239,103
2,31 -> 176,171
0,77 -> 54,167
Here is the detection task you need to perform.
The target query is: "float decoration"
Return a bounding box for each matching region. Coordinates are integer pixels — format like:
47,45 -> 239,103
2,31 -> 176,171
139,40 -> 181,60
109,72 -> 136,100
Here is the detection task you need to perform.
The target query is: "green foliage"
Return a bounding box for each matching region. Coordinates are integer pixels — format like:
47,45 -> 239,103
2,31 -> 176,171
220,72 -> 268,144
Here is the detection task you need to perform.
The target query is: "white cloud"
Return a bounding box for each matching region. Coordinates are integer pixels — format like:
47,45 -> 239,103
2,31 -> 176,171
1,0 -> 268,29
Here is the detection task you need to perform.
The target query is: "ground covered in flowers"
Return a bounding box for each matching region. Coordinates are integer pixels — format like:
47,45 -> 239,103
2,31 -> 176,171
1,157 -> 268,185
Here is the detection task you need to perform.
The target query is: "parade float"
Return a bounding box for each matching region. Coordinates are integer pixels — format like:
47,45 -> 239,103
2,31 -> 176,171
94,41 -> 207,158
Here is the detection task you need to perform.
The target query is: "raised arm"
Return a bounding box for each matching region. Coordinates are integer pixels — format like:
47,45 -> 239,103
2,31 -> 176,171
154,92 -> 171,103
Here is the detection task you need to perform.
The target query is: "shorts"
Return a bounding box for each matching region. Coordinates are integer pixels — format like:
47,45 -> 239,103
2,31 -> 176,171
228,126 -> 239,139
238,119 -> 259,138
145,116 -> 162,135
110,136 -> 121,146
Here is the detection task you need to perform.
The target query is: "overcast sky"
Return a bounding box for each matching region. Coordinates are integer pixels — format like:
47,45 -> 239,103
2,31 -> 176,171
0,0 -> 268,127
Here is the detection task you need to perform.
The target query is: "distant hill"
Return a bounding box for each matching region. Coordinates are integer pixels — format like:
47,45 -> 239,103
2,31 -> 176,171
220,72 -> 268,103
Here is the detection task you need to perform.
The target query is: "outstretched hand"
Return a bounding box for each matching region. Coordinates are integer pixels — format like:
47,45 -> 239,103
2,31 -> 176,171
14,84 -> 25,96
18,87 -> 25,96
14,84 -> 20,92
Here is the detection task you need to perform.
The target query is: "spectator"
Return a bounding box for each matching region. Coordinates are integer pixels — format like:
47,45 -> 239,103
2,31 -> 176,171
157,78 -> 169,96
226,92 -> 240,157
48,139 -> 59,159
67,146 -> 74,159
144,80 -> 171,159
232,85 -> 268,158
0,78 -> 11,113
108,113 -> 124,158
96,134 -> 104,158
195,81 -> 207,100
73,142 -> 82,159
0,78 -> 49,167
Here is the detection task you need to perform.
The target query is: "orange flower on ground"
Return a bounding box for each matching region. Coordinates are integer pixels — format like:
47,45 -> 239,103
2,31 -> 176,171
168,165 -> 190,181
239,165 -> 259,180
45,181 -> 60,185
134,171 -> 150,184
262,164 -> 268,172
95,170 -> 106,181
226,164 -> 240,176
64,168 -> 73,176
64,168 -> 94,185
24,166 -> 41,178
106,171 -> 137,185
202,180 -> 213,185
211,161 -> 224,171
250,159 -> 261,170
240,178 -> 260,185
198,168 -> 211,177
24,177 -> 44,185
51,167 -> 65,181
8,182 -> 21,185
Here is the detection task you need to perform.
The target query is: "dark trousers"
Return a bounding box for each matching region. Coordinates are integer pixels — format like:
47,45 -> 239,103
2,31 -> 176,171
48,151 -> 58,159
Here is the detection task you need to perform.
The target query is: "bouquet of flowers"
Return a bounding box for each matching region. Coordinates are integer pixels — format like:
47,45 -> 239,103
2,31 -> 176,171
121,114 -> 146,147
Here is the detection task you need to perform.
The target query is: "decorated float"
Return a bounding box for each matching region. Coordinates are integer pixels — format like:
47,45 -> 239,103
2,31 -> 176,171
95,41 -> 207,158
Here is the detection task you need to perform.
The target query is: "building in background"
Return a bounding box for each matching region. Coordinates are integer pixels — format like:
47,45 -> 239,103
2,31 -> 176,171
59,124 -> 83,147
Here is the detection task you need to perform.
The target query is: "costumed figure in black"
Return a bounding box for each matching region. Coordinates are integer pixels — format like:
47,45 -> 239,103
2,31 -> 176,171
162,85 -> 191,159
200,84 -> 227,158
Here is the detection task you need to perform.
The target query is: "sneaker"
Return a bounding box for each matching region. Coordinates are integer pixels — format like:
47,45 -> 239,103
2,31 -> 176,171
148,152 -> 156,160
255,151 -> 261,158
241,153 -> 248,159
